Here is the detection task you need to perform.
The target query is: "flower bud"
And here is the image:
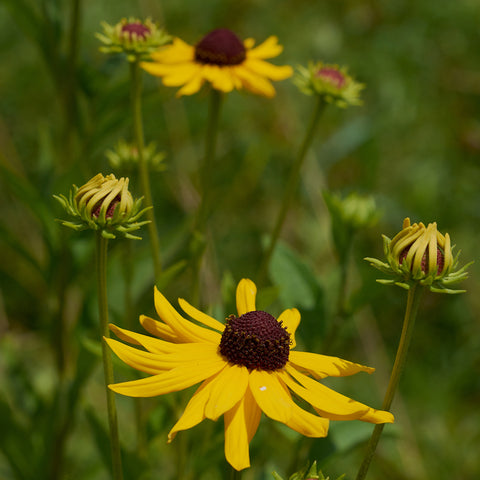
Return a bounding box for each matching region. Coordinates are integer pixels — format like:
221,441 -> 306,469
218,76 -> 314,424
106,139 -> 166,174
294,61 -> 364,107
366,218 -> 471,293
96,17 -> 171,61
54,173 -> 150,239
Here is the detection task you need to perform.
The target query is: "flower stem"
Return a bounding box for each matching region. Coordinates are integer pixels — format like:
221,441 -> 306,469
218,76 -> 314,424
355,284 -> 425,480
96,233 -> 124,480
130,59 -> 162,282
229,466 -> 243,480
258,95 -> 325,283
191,89 -> 223,304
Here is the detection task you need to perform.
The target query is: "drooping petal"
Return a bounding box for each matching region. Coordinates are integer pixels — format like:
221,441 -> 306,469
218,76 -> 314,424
154,287 -> 221,344
149,37 -> 194,63
224,386 -> 261,471
285,402 -> 329,438
289,351 -> 375,379
109,356 -> 226,397
205,364 -> 249,421
140,315 -> 179,343
202,65 -> 236,93
160,63 -> 202,87
234,65 -> 276,98
168,376 -> 218,442
178,298 -> 225,332
176,74 -> 205,97
277,308 -> 301,349
247,36 -> 283,59
281,366 -> 394,424
236,278 -> 257,316
110,323 -> 178,354
243,58 -> 293,80
249,370 -> 292,423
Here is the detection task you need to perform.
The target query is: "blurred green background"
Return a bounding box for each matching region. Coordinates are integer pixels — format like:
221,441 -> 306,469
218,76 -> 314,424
1,0 -> 479,479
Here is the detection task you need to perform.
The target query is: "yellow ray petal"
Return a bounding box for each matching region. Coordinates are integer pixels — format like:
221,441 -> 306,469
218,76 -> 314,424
282,366 -> 394,424
285,402 -> 329,438
176,74 -> 205,97
110,323 -> 178,354
202,65 -> 236,93
168,375 -> 218,442
205,364 -> 249,421
140,315 -> 179,343
249,370 -> 292,423
178,298 -> 225,332
247,36 -> 283,59
140,62 -> 179,78
109,356 -> 226,397
160,63 -> 201,87
236,278 -> 257,316
154,287 -> 221,344
149,37 -> 194,63
233,66 -> 276,98
243,58 -> 293,80
277,308 -> 300,348
224,386 -> 261,471
288,351 -> 374,379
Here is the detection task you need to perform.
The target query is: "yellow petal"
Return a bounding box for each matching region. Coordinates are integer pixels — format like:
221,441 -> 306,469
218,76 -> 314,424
224,386 -> 261,471
243,58 -> 293,80
149,37 -> 194,63
178,298 -> 225,332
288,351 -> 374,380
285,402 -> 329,438
161,63 -> 202,87
154,287 -> 221,344
236,278 -> 257,316
202,65 -> 236,92
110,323 -> 178,354
234,66 -> 276,98
205,364 -> 249,421
140,315 -> 179,343
168,375 -> 218,442
247,36 -> 283,59
277,308 -> 300,348
249,370 -> 292,423
176,75 -> 205,97
140,62 -> 178,78
282,366 -> 394,424
109,356 -> 226,397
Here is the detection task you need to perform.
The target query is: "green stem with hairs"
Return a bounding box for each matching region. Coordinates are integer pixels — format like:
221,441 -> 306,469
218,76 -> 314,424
258,95 -> 325,283
96,233 -> 124,480
191,88 -> 223,305
130,59 -> 162,282
355,284 -> 425,480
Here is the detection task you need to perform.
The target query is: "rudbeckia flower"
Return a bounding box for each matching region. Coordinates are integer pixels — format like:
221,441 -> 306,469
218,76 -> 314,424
107,279 -> 393,470
141,28 -> 293,97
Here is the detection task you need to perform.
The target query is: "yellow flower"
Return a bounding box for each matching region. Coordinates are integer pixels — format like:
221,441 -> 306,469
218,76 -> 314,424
141,28 -> 293,97
107,279 -> 393,470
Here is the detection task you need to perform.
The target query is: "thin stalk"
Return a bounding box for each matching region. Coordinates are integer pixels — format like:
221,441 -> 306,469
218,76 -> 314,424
258,96 -> 325,283
96,233 -> 124,480
191,89 -> 223,305
355,284 -> 425,480
229,466 -> 243,480
130,60 -> 162,282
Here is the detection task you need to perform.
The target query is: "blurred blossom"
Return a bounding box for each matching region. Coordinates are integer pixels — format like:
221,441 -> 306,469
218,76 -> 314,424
294,61 -> 364,107
141,28 -> 293,97
106,139 -> 166,173
366,217 -> 471,293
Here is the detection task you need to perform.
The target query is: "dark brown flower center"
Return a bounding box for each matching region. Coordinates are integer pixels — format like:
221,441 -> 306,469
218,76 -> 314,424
121,23 -> 150,39
195,28 -> 246,66
399,246 -> 445,275
219,311 -> 291,371
316,67 -> 346,88
92,195 -> 121,218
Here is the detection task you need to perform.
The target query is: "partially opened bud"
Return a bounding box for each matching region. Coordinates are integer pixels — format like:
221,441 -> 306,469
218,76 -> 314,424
366,217 -> 471,293
54,173 -> 150,239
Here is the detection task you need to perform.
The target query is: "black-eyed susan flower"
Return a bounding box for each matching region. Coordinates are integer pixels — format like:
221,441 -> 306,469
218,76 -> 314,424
366,218 -> 471,293
106,279 -> 393,471
96,17 -> 171,61
294,61 -> 364,108
141,28 -> 293,97
54,173 -> 149,239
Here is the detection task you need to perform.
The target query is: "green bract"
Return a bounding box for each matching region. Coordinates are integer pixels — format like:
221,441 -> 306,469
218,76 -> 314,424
366,218 -> 472,293
96,17 -> 171,62
106,139 -> 166,174
294,61 -> 364,108
54,173 -> 150,239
